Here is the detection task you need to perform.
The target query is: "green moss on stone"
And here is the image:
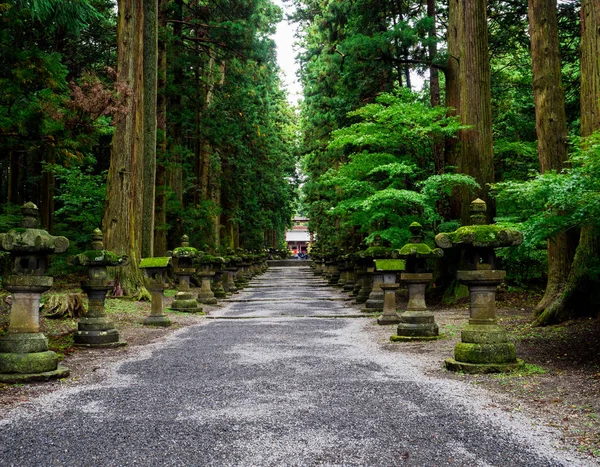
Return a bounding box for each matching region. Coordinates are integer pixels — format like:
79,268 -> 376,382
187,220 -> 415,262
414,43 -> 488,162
139,257 -> 170,268
440,225 -> 523,248
454,342 -> 517,364
172,247 -> 199,257
375,259 -> 406,271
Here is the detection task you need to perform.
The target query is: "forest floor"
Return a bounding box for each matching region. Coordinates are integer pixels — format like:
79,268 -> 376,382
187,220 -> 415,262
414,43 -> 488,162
0,285 -> 599,461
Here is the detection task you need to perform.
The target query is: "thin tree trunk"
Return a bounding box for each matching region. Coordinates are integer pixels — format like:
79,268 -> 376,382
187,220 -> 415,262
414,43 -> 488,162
528,0 -> 578,315
535,0 -> 600,325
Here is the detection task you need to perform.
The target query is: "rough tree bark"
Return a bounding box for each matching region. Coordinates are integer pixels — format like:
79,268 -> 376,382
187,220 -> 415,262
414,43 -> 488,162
142,0 -> 158,258
534,0 -> 600,325
528,0 -> 578,316
154,0 -> 168,256
458,0 -> 495,223
102,0 -> 150,300
427,0 -> 444,175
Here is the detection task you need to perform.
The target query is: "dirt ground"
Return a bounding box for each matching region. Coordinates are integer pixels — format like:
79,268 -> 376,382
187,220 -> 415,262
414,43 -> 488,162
1,287 -> 599,461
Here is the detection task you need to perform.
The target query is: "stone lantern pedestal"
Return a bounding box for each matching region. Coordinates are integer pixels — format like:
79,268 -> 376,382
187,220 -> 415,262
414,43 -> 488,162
363,270 -> 384,313
0,202 -> 70,382
444,270 -> 519,372
375,260 -> 405,325
223,266 -> 239,294
171,267 -> 201,312
140,257 -> 172,326
197,264 -> 217,305
354,267 -> 372,304
212,268 -> 228,299
391,273 -> 440,341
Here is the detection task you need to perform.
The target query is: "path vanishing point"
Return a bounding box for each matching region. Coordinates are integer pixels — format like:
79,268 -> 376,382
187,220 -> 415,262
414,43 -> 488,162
0,263 -> 593,466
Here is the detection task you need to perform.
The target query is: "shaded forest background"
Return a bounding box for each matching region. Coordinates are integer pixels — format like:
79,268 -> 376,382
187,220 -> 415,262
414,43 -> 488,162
1,0 -> 599,325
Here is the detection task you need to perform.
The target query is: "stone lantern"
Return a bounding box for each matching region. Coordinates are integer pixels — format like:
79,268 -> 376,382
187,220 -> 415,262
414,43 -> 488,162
374,259 -> 405,325
170,235 -> 202,312
139,257 -> 172,326
0,202 -> 69,382
435,199 -> 523,373
72,228 -> 128,346
210,255 -> 227,299
222,250 -> 239,295
391,222 -> 443,341
195,252 -> 218,305
361,237 -> 393,314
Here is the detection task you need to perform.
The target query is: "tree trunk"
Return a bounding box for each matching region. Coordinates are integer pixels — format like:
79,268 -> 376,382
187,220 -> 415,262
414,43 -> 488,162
142,0 -> 158,259
102,0 -> 150,300
154,0 -> 168,256
528,0 -> 578,315
427,0 -> 444,175
458,0 -> 495,223
534,0 -> 600,325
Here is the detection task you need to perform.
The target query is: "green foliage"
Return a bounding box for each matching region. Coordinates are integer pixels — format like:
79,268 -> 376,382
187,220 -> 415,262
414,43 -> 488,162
303,89 -> 477,250
45,161 -> 106,250
493,133 -> 600,282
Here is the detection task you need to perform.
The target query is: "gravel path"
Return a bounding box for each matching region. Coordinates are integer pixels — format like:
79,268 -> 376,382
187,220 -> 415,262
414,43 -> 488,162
0,265 -> 594,466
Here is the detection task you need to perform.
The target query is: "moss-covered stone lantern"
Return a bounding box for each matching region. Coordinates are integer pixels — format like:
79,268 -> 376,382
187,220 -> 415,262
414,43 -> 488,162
72,228 -> 128,346
195,251 -> 218,305
170,235 -> 202,312
360,238 -> 394,313
222,249 -> 239,295
139,257 -> 172,326
391,222 -> 443,341
435,199 -> 524,373
374,259 -> 406,325
210,255 -> 227,299
0,202 -> 70,382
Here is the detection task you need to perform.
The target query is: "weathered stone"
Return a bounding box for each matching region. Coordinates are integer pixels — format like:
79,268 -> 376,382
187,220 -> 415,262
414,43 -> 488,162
140,256 -> 174,325
0,203 -> 70,381
72,229 -> 127,347
435,199 -> 522,373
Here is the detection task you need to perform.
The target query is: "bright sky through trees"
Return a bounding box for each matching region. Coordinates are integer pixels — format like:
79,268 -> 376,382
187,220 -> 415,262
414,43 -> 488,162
273,0 -> 302,104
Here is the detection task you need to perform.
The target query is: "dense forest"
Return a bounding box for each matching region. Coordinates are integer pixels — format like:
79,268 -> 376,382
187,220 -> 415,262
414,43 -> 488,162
294,0 -> 599,325
0,0 -> 298,296
1,0 -> 599,324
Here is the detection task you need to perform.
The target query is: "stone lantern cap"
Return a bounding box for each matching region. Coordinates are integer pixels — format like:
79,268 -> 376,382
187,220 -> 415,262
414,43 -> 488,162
171,235 -> 199,259
434,199 -> 523,249
71,228 -> 129,267
0,202 -> 69,256
397,223 -> 443,259
374,259 -> 406,272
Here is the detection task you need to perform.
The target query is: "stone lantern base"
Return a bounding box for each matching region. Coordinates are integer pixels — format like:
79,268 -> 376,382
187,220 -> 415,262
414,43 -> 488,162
171,291 -> 203,312
391,273 -> 441,340
197,275 -> 218,305
0,333 -> 70,383
445,270 -> 521,373
75,284 -> 126,348
376,283 -> 401,325
0,280 -> 70,382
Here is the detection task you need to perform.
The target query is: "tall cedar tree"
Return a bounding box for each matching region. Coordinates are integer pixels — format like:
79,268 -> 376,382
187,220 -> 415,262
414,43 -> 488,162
527,0 -> 577,316
535,0 -> 600,324
102,0 -> 150,299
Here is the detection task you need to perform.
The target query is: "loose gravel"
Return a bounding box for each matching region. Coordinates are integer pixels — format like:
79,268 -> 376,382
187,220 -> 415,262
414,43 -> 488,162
0,266 -> 594,466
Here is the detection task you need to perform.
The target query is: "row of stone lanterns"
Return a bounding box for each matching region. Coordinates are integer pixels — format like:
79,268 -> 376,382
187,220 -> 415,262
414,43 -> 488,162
311,199 -> 524,374
0,203 -> 268,382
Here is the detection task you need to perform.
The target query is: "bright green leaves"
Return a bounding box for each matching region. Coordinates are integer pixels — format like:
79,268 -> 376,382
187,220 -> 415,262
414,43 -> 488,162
304,88 -> 477,249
